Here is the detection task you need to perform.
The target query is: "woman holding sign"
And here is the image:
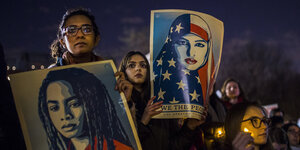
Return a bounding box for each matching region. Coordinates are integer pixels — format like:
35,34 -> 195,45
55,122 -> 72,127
119,51 -> 206,150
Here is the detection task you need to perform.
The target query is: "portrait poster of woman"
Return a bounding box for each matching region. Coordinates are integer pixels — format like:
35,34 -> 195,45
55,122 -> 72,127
8,60 -> 141,150
150,9 -> 224,119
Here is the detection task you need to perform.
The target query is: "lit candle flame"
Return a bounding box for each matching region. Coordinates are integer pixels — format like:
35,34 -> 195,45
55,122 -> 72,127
218,130 -> 222,135
243,127 -> 254,136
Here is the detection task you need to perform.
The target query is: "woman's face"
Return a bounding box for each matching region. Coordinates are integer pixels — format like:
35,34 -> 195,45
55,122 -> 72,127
225,81 -> 240,99
61,15 -> 99,56
46,80 -> 85,139
174,33 -> 208,70
287,125 -> 300,146
240,106 -> 268,145
125,54 -> 148,86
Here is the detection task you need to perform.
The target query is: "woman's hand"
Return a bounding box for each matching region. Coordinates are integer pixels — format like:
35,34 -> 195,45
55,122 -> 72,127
141,96 -> 163,125
186,106 -> 208,130
115,72 -> 133,102
232,132 -> 254,150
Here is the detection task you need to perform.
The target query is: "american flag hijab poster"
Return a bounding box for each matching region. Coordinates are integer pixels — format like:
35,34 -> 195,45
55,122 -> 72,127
150,10 -> 224,119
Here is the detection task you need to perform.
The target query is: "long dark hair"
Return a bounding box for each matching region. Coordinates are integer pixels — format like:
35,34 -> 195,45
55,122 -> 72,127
119,51 -> 151,102
221,78 -> 246,101
224,102 -> 273,150
38,68 -> 130,150
50,8 -> 100,60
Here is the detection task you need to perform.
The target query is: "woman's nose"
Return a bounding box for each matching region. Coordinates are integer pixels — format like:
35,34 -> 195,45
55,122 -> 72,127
186,44 -> 192,57
60,107 -> 73,121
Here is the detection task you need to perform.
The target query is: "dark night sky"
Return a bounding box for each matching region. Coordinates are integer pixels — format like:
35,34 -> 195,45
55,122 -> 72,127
1,0 -> 300,70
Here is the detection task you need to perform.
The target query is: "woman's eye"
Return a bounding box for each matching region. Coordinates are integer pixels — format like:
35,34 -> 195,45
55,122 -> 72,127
68,27 -> 77,34
49,105 -> 59,112
83,27 -> 92,33
69,100 -> 81,108
252,118 -> 260,125
195,43 -> 205,47
176,40 -> 188,45
140,63 -> 147,68
128,64 -> 136,68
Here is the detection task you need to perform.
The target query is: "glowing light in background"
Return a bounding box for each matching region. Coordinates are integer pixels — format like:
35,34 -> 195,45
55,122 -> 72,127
31,65 -> 35,69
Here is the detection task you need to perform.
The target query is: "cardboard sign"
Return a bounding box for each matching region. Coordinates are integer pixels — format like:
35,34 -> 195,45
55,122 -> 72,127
9,60 -> 141,150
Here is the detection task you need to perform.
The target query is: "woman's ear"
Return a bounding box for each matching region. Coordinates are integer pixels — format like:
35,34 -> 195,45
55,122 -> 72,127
95,35 -> 100,46
59,39 -> 66,48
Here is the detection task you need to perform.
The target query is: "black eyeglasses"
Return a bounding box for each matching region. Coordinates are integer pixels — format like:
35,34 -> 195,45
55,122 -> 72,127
62,24 -> 93,36
241,117 -> 270,128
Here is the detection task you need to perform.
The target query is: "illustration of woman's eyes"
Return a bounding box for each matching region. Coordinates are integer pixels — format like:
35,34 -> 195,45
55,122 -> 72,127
176,39 -> 188,45
68,99 -> 82,108
195,42 -> 205,47
49,105 -> 59,112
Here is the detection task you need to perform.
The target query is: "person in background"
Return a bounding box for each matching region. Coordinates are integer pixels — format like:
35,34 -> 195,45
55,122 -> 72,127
0,43 -> 26,149
269,127 -> 291,150
118,51 -> 207,150
270,116 -> 284,128
282,123 -> 300,150
224,102 -> 273,150
220,78 -> 247,110
270,108 -> 284,118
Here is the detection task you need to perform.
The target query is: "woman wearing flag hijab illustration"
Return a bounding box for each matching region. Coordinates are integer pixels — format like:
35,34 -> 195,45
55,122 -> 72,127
153,13 -> 215,114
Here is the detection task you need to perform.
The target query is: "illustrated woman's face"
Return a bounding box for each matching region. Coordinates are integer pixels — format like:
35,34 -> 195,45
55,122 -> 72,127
61,15 -> 99,56
46,80 -> 84,139
174,33 -> 208,70
225,81 -> 240,99
125,54 -> 148,86
240,106 -> 268,145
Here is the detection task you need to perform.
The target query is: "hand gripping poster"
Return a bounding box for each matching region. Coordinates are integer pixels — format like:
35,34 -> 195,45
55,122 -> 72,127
150,10 -> 224,119
8,60 -> 141,150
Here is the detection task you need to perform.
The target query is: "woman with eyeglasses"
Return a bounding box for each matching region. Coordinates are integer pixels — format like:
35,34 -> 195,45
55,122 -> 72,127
224,102 -> 273,150
49,8 -> 102,68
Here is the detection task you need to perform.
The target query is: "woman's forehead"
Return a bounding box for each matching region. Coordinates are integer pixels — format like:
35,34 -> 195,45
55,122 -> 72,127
243,106 -> 265,119
129,54 -> 146,62
65,15 -> 92,27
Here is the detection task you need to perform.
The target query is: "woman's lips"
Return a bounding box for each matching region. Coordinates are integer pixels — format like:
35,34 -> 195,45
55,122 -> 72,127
185,58 -> 197,65
135,73 -> 143,78
62,123 -> 77,132
259,133 -> 267,136
75,42 -> 87,47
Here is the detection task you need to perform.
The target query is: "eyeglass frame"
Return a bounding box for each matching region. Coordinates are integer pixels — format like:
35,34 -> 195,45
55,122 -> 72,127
62,24 -> 94,37
241,116 -> 270,129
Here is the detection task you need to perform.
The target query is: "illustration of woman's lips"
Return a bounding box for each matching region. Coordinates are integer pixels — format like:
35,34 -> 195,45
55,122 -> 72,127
61,123 -> 77,132
185,58 -> 197,65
